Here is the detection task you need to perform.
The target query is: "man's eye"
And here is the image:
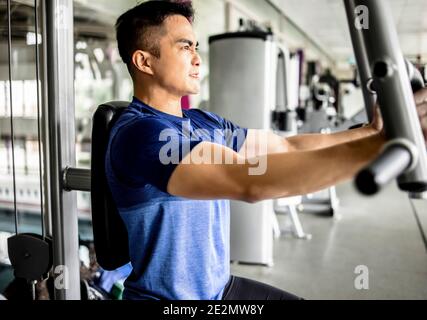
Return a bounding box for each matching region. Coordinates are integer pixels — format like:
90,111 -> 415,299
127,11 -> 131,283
184,46 -> 190,50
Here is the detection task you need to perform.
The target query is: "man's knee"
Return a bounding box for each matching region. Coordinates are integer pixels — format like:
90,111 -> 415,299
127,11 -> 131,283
225,276 -> 302,300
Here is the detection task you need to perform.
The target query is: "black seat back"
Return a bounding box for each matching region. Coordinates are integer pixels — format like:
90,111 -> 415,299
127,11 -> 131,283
91,101 -> 130,270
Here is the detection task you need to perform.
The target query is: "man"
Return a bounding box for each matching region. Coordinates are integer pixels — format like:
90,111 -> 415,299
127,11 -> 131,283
106,1 -> 423,300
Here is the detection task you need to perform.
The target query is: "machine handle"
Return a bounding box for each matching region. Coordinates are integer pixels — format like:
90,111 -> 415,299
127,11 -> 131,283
355,60 -> 425,196
355,142 -> 416,195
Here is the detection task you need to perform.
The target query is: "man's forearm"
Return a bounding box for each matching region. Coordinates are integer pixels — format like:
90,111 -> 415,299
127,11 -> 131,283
286,125 -> 378,151
240,131 -> 385,202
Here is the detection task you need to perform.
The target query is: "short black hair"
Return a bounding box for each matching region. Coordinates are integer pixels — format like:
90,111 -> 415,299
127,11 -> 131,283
115,0 -> 195,66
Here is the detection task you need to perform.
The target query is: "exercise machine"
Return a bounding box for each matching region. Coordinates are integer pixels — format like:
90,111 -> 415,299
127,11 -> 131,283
3,0 -> 427,299
343,0 -> 427,197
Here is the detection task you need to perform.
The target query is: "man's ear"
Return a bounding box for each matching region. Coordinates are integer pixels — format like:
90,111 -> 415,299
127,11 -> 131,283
132,50 -> 154,76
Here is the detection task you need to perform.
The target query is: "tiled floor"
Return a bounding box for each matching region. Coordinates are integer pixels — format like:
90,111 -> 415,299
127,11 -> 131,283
230,181 -> 427,300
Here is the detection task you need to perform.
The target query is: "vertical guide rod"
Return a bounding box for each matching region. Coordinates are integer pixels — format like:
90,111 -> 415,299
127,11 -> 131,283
343,0 -> 376,122
40,0 -> 53,236
34,0 -> 46,240
6,0 -> 19,235
45,0 -> 80,300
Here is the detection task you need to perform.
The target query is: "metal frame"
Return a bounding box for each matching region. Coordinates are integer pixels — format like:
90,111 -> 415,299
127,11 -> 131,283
32,0 -> 427,300
40,0 -> 53,237
344,0 -> 427,195
63,167 -> 90,192
44,0 -> 80,300
343,1 -> 376,122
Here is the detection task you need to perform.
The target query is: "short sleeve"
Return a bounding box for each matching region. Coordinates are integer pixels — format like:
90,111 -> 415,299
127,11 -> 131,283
204,111 -> 248,152
110,117 -> 203,193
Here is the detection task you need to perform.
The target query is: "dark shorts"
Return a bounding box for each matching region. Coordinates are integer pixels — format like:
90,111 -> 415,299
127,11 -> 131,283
221,276 -> 303,300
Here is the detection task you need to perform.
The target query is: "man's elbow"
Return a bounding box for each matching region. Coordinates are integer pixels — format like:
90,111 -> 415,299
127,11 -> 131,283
240,180 -> 301,203
284,138 -> 299,152
240,183 -> 265,204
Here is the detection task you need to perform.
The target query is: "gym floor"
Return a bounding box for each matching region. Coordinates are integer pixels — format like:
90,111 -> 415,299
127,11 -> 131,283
231,181 -> 427,300
1,182 -> 426,299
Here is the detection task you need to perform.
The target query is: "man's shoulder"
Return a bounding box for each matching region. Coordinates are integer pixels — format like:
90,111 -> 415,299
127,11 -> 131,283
108,113 -> 179,156
186,108 -> 218,118
186,108 -> 224,126
114,112 -> 175,136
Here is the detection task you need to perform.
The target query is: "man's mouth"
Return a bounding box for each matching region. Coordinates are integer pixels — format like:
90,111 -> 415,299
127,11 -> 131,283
190,73 -> 200,79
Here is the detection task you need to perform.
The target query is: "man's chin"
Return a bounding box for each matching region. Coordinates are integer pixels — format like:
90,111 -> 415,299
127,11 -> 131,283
186,87 -> 200,95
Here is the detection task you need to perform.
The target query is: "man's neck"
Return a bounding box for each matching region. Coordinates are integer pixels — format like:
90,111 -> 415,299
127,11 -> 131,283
134,84 -> 183,118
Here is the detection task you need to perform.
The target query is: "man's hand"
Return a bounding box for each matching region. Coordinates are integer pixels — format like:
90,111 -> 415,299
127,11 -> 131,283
370,105 -> 384,133
414,88 -> 427,145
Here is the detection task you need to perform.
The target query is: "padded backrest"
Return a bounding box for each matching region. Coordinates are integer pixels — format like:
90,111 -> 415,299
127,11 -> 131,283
91,101 -> 130,270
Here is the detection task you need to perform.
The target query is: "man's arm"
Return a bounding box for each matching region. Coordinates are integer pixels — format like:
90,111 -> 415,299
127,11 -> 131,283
167,131 -> 385,203
241,107 -> 382,155
286,125 -> 378,151
241,125 -> 378,156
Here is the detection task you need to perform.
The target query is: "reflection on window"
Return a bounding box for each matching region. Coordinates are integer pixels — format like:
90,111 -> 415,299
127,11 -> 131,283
0,1 -> 44,236
0,1 -> 139,231
74,8 -> 133,173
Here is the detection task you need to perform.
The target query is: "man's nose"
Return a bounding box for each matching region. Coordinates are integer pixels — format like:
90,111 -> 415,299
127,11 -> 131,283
192,51 -> 202,66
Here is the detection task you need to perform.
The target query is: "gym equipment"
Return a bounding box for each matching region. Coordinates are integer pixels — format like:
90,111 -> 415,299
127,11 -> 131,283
4,0 -> 425,300
4,0 -> 54,300
273,50 -> 312,238
209,31 -> 277,266
209,31 -> 311,265
296,70 -> 342,217
90,102 -> 130,270
7,234 -> 52,284
344,0 -> 427,197
306,80 -> 339,131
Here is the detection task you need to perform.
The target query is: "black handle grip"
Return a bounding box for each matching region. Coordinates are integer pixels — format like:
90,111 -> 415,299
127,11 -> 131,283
355,144 -> 412,195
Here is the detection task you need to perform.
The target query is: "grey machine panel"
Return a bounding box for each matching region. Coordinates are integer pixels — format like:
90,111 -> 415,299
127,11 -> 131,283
209,32 -> 277,265
209,32 -> 277,130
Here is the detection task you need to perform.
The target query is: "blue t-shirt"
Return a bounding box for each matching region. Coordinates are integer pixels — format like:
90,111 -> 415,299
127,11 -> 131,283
105,97 -> 247,300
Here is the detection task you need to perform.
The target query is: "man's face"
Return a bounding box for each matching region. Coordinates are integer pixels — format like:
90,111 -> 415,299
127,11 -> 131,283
150,15 -> 201,96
